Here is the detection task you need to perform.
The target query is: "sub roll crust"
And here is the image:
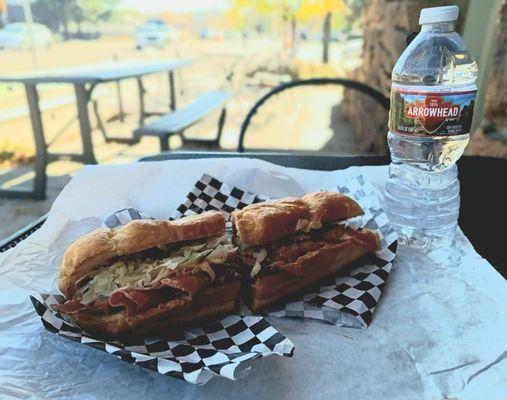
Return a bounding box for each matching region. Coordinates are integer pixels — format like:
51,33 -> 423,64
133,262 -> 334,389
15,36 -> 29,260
232,191 -> 380,312
54,211 -> 241,339
60,212 -> 226,299
232,191 -> 364,248
54,191 -> 382,338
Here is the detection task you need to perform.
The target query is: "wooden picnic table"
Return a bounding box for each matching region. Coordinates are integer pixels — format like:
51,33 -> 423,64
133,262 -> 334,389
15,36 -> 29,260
0,59 -> 190,200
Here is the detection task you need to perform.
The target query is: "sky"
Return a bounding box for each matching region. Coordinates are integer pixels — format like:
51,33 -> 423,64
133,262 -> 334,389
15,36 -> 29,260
120,0 -> 229,14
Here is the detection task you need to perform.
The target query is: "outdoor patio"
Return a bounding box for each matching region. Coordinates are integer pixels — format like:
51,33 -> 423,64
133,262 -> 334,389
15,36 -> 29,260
0,33 -> 368,238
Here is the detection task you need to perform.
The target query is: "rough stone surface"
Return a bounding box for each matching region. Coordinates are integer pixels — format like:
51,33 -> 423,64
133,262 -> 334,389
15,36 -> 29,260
467,128 -> 507,158
467,0 -> 507,157
484,0 -> 507,132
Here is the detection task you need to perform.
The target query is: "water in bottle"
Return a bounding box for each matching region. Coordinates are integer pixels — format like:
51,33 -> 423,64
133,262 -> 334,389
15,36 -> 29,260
385,5 -> 478,250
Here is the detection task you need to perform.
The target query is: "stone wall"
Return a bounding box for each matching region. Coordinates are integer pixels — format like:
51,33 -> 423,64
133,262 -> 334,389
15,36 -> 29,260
483,0 -> 507,134
342,0 -> 469,154
466,0 -> 507,157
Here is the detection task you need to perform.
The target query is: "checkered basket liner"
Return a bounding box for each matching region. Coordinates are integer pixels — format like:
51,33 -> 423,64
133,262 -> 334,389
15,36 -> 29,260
30,294 -> 294,384
170,174 -> 268,220
104,173 -> 397,328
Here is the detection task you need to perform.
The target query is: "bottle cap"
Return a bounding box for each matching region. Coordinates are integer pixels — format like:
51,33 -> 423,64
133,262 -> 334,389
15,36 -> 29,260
419,5 -> 459,25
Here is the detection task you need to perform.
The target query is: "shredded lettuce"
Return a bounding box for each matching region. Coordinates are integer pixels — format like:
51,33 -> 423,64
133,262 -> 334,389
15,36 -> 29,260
78,236 -> 236,304
206,243 -> 236,264
249,249 -> 267,278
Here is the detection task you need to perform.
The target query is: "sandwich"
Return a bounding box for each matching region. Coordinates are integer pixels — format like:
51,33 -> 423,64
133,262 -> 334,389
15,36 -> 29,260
232,192 -> 381,312
54,211 -> 240,339
53,191 -> 380,338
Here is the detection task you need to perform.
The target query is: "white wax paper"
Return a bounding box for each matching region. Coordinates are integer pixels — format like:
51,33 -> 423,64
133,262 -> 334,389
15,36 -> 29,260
0,158 -> 506,400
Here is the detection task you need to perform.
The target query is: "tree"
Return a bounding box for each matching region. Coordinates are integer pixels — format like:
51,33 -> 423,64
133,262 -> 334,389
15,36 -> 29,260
343,0 -> 364,30
224,0 -> 277,31
227,0 -> 300,48
283,0 -> 300,50
32,0 -> 80,38
322,11 -> 331,63
32,0 -> 118,37
226,0 -> 354,59
296,0 -> 349,64
77,0 -> 119,32
0,0 -> 6,28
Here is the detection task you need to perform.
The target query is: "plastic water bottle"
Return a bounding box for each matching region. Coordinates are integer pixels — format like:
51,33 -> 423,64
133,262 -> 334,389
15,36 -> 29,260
385,5 -> 478,250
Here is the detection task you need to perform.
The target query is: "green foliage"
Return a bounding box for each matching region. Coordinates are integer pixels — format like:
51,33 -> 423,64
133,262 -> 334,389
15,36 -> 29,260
331,12 -> 347,31
227,0 -> 363,31
32,0 -> 78,33
230,0 -> 283,15
32,0 -> 119,35
77,0 -> 119,24
344,0 -> 365,29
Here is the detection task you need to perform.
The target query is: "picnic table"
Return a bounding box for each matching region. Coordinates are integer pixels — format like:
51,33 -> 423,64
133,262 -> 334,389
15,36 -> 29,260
0,59 -> 190,200
0,153 -> 505,399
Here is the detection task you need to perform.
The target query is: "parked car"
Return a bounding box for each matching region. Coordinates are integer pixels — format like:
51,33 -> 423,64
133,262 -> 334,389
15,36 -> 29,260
0,23 -> 54,50
135,22 -> 179,49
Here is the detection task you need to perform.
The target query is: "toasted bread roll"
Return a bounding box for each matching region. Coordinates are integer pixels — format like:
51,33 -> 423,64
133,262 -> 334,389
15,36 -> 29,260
246,229 -> 380,312
55,211 -> 242,339
233,192 -> 379,313
232,191 -> 363,248
60,211 -> 225,298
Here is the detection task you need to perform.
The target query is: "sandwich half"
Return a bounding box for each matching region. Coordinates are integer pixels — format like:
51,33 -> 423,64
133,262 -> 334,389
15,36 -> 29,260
232,192 -> 381,312
54,211 -> 240,339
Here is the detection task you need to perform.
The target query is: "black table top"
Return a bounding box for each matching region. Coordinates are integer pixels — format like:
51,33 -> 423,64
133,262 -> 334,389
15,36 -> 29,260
0,59 -> 190,85
140,152 -> 507,277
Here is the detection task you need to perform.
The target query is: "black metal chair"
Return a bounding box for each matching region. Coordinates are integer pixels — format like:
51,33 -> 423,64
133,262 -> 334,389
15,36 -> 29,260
237,77 -> 390,152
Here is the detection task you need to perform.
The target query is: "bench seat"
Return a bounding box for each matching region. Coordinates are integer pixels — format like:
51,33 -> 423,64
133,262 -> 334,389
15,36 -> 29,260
133,90 -> 231,150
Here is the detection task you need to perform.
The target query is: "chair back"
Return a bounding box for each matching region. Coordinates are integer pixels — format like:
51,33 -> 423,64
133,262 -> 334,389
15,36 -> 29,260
237,78 -> 390,153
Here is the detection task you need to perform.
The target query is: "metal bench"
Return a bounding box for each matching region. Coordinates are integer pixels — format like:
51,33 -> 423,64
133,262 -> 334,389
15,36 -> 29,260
133,90 -> 231,151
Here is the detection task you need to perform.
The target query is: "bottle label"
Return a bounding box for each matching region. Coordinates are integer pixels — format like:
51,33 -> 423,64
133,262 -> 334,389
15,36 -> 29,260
389,88 -> 476,136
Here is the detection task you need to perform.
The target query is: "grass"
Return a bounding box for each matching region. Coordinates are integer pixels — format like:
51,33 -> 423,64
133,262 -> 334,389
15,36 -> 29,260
0,83 -> 23,97
0,139 -> 33,167
294,61 -> 343,78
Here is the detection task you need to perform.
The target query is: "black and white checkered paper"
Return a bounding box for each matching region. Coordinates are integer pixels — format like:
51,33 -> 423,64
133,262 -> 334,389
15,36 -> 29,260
30,294 -> 294,384
169,174 -> 268,220
104,173 -> 397,328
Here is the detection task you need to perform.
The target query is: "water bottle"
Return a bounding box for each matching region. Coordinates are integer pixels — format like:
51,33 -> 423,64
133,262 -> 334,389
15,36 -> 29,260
385,5 -> 478,250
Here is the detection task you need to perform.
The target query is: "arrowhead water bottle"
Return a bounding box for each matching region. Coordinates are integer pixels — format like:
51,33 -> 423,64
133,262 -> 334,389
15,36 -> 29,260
385,5 -> 478,250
